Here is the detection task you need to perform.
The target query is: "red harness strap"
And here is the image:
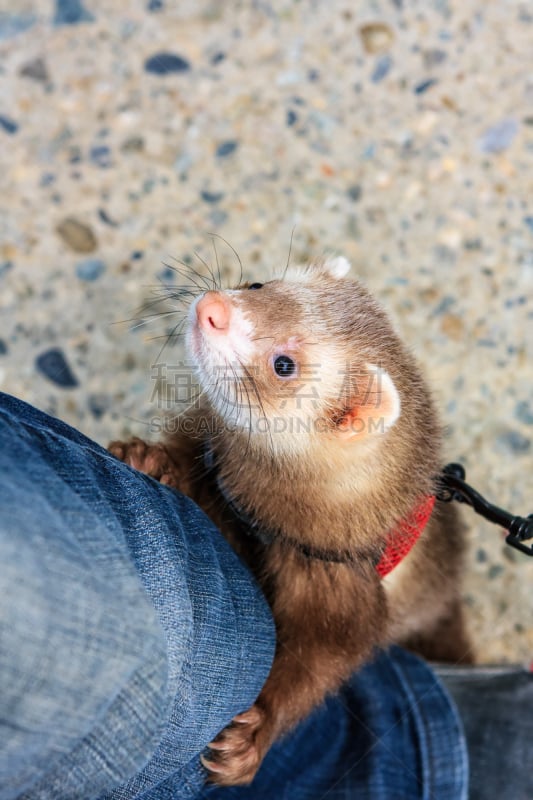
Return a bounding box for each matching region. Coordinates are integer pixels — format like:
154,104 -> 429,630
375,495 -> 436,578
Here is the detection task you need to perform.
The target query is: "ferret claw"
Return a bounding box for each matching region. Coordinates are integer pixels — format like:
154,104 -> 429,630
231,712 -> 252,724
200,754 -> 224,773
206,738 -> 229,752
198,704 -> 269,786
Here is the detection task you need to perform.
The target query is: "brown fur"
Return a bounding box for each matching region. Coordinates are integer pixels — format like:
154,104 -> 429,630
109,258 -> 471,786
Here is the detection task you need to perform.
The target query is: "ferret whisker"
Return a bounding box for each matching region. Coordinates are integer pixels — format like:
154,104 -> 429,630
138,281 -> 199,294
143,309 -> 187,321
130,319 -> 150,331
167,255 -> 209,282
166,258 -> 213,292
193,250 -> 218,291
131,297 -> 170,317
154,317 -> 187,363
219,361 -> 233,408
167,315 -> 187,336
243,370 -> 254,459
127,313 -> 181,333
181,384 -> 202,417
160,260 -> 204,287
211,236 -> 223,290
143,290 -> 198,307
227,362 -> 239,422
145,328 -> 186,343
213,373 -> 227,422
230,364 -> 241,419
239,359 -> 274,456
167,270 -> 209,296
153,278 -> 203,298
164,294 -> 199,308
132,291 -> 192,318
209,232 -> 244,287
111,315 -> 144,327
231,360 -> 253,460
229,364 -> 243,431
112,304 -> 184,327
282,225 -> 296,280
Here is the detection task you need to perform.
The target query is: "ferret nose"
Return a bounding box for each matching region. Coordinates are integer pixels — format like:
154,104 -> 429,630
196,292 -> 231,333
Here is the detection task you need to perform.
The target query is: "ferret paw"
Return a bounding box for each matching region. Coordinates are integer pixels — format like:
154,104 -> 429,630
201,705 -> 269,787
108,438 -> 179,488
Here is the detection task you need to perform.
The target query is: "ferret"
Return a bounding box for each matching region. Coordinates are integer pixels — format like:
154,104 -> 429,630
109,256 -> 470,786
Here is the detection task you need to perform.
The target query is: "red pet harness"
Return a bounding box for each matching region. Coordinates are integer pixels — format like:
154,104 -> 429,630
375,495 -> 436,578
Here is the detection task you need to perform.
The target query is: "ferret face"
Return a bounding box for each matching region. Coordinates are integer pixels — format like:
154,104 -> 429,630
186,257 -> 402,456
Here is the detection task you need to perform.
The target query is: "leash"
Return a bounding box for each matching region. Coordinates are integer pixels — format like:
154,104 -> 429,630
437,463 -> 533,557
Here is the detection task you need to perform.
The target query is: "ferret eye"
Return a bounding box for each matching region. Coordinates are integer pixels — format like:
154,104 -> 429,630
273,355 -> 296,378
248,282 -> 263,290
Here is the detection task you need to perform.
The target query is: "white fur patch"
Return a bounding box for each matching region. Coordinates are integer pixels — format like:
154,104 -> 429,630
366,363 -> 401,429
324,256 -> 351,279
277,259 -> 351,282
381,552 -> 410,592
187,292 -> 262,429
188,292 -> 254,362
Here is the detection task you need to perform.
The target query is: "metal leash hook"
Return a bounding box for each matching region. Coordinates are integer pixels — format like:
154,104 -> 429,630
437,463 -> 533,556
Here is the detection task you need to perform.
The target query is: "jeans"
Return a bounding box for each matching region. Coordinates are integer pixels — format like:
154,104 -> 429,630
0,392 -> 469,799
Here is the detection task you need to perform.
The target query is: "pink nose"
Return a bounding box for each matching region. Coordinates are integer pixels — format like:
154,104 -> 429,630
196,292 -> 231,333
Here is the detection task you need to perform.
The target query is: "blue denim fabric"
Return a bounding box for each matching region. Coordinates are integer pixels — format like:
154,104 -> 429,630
200,646 -> 468,800
0,393 -> 468,799
0,393 -> 275,800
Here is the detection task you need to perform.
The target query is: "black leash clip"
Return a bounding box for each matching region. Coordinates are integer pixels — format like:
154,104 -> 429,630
437,463 -> 533,557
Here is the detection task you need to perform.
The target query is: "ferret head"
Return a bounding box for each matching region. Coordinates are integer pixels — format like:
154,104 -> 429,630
184,255 -> 440,545
185,257 -> 432,467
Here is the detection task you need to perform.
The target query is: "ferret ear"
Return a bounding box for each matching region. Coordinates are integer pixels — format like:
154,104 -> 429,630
323,256 -> 351,279
334,364 -> 401,440
304,256 -> 351,281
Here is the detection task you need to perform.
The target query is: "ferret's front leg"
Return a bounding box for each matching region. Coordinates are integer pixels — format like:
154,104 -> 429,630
202,641 -> 368,786
108,437 -> 184,489
203,569 -> 387,786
